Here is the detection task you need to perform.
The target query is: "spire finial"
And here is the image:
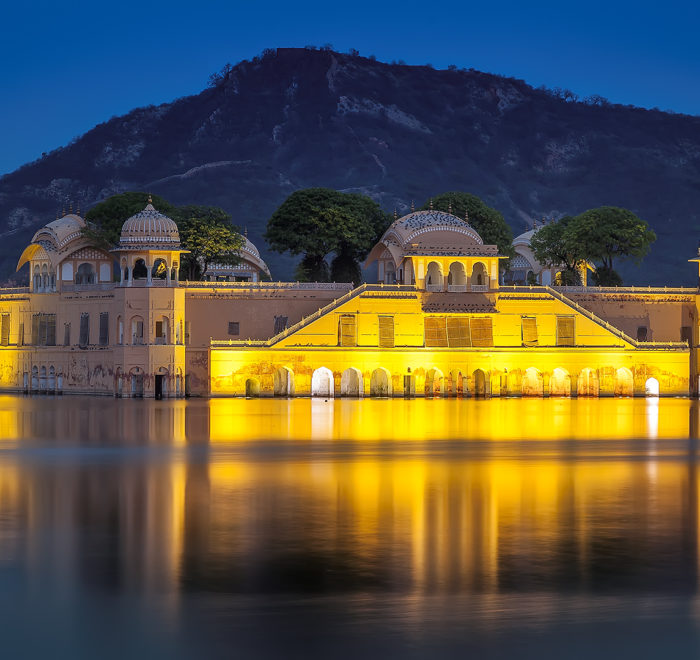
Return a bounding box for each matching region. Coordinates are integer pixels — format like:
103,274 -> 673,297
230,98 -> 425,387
448,201 -> 452,214
393,208 -> 398,220
244,226 -> 248,238
147,193 -> 153,204
69,201 -> 73,213
410,200 -> 415,212
76,202 -> 81,216
429,198 -> 433,210
465,209 -> 469,224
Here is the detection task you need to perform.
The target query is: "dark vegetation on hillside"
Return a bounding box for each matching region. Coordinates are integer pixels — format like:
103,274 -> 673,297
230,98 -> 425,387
1,47 -> 699,284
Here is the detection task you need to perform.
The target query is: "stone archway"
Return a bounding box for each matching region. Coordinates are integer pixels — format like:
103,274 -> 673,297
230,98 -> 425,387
311,367 -> 334,398
273,367 -> 295,397
550,368 -> 571,397
341,368 -> 363,397
472,369 -> 487,397
370,368 -> 392,397
614,367 -> 634,397
522,368 -> 544,397
425,368 -> 444,397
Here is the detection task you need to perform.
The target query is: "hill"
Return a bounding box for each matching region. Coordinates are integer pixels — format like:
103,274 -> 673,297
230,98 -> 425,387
2,47 -> 700,284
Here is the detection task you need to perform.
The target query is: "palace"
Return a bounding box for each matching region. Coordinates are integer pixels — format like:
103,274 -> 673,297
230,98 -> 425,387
0,203 -> 697,398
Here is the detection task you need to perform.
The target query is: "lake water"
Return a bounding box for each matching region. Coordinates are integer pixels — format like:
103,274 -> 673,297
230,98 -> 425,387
1,395 -> 700,658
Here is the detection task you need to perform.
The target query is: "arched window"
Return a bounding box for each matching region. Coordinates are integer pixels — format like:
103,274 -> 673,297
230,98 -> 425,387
472,262 -> 488,289
152,258 -> 168,279
75,263 -> 95,285
425,262 -> 443,291
448,263 -> 466,291
133,259 -> 148,280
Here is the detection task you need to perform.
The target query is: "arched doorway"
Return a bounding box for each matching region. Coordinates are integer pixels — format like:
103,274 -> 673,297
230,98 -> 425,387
522,368 -> 543,396
645,377 -> 660,397
425,262 -> 443,291
31,366 -> 38,392
448,263 -> 467,291
550,368 -> 571,397
471,262 -> 488,289
614,367 -> 634,397
472,369 -> 487,397
370,368 -> 392,397
130,368 -> 144,398
578,368 -> 599,397
311,367 -> 334,397
245,378 -> 261,397
449,369 -> 463,396
39,366 -> 47,392
341,368 -> 363,397
273,367 -> 295,397
48,366 -> 56,391
75,263 -> 95,285
155,367 -> 168,399
425,368 -> 444,397
115,368 -> 123,397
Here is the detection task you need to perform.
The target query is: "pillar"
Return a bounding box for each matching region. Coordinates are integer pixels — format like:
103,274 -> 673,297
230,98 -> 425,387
543,372 -> 551,397
146,260 -> 153,286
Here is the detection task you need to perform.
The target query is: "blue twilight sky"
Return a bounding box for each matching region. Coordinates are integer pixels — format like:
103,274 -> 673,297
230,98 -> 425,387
1,0 -> 699,175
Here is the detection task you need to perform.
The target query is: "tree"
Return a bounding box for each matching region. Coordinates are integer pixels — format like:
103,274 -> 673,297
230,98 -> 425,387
85,192 -> 176,247
179,217 -> 244,280
530,215 -> 587,284
420,192 -> 515,259
265,188 -> 391,283
569,206 -> 656,272
84,192 -> 245,280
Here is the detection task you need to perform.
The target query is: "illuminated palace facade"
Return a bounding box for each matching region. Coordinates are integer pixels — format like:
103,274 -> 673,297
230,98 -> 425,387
0,204 -> 697,398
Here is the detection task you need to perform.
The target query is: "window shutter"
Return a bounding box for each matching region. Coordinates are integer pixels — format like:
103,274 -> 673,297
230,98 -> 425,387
99,312 -> 109,346
31,314 -> 40,346
79,313 -> 89,348
0,314 -> 9,346
338,315 -> 357,347
424,317 -> 448,347
378,316 -> 394,348
64,323 -> 71,346
556,316 -> 575,347
46,314 -> 56,346
522,317 -> 538,346
471,317 -> 494,347
446,317 -> 471,347
18,322 -> 23,347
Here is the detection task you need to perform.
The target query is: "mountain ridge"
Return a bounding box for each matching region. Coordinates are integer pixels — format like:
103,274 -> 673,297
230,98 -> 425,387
2,47 -> 700,284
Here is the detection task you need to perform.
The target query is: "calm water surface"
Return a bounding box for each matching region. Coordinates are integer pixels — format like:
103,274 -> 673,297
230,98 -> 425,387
1,395 -> 700,658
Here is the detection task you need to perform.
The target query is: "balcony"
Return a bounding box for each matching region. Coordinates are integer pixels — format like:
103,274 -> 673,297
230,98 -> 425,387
471,284 -> 489,292
447,284 -> 467,293
426,284 -> 443,292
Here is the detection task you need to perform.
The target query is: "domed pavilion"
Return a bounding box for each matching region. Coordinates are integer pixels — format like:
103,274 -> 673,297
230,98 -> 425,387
115,198 -> 187,286
365,209 -> 505,291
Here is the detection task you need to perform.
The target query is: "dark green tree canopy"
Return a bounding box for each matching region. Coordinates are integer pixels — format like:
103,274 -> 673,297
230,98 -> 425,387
529,206 -> 656,286
420,192 -> 514,258
530,215 -> 586,272
265,188 -> 392,283
568,206 -> 656,271
84,192 -> 244,280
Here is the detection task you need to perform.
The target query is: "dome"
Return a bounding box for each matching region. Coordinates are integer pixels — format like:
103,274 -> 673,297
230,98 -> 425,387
17,213 -> 88,271
119,203 -> 181,249
385,210 -> 484,246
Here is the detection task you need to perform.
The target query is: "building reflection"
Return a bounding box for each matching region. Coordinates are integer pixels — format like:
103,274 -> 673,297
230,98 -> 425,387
0,397 -> 698,602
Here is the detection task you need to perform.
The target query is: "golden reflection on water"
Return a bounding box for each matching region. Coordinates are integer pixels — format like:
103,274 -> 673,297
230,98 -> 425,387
0,396 -> 698,600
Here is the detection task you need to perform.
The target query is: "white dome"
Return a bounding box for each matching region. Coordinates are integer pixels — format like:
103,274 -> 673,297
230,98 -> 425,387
119,203 -> 181,248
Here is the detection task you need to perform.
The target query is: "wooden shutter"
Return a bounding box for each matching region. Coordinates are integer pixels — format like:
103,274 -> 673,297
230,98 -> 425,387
79,313 -> 89,348
64,323 -> 71,347
424,317 -> 448,347
31,314 -> 40,346
471,317 -> 494,347
378,316 -> 394,348
46,314 -> 56,346
0,314 -> 9,346
446,317 -> 471,347
556,316 -> 575,346
338,315 -> 357,347
99,312 -> 109,346
18,322 -> 23,347
521,317 -> 538,347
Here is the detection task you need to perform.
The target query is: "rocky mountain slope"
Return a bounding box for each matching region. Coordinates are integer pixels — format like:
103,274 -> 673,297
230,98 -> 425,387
2,47 -> 700,284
